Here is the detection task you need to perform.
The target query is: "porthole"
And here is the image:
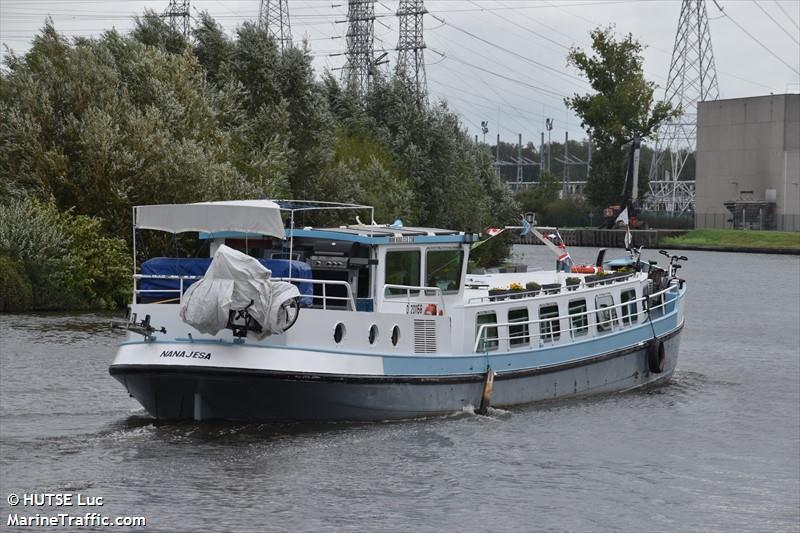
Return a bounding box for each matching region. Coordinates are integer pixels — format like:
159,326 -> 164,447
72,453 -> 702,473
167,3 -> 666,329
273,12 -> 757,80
368,324 -> 379,345
391,325 -> 400,346
334,323 -> 346,344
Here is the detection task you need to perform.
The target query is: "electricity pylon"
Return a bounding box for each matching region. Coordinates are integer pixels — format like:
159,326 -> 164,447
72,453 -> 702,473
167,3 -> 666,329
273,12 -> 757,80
396,0 -> 427,102
162,0 -> 190,38
648,0 -> 719,212
259,0 -> 292,50
343,0 -> 376,95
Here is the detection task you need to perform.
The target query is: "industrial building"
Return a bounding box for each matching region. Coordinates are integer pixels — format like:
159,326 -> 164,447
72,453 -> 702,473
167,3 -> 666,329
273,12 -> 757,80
695,94 -> 800,231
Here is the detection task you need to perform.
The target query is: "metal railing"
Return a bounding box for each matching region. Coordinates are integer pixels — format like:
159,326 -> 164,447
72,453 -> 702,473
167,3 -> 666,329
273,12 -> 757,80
274,277 -> 356,311
133,274 -> 356,310
382,284 -> 447,313
467,272 -> 639,305
473,282 -> 681,353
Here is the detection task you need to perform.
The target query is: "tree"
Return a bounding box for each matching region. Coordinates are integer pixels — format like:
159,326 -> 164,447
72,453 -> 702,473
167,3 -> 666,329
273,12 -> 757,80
565,26 -> 677,207
516,171 -> 561,216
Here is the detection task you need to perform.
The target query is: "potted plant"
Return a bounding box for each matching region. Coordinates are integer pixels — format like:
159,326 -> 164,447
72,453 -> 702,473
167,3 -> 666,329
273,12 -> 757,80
488,287 -> 508,301
509,282 -> 525,299
525,281 -> 541,297
565,277 -> 581,291
542,282 -> 561,295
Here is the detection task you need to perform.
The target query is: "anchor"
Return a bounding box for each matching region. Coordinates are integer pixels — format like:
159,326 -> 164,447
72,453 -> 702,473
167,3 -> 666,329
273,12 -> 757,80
477,367 -> 496,415
111,313 -> 166,341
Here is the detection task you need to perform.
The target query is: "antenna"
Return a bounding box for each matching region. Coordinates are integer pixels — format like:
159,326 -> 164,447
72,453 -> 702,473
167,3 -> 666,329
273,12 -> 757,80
343,0 -> 376,95
162,0 -> 190,38
648,0 -> 719,212
396,0 -> 427,102
259,0 -> 292,50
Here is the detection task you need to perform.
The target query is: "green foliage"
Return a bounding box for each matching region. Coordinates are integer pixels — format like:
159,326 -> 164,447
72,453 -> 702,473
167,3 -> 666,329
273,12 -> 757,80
0,198 -> 130,310
661,229 -> 800,250
470,233 -> 514,269
565,27 -> 678,207
0,21 -> 290,239
0,256 -> 34,312
131,10 -> 189,55
0,16 -> 520,308
537,197 -> 598,228
516,172 -> 561,215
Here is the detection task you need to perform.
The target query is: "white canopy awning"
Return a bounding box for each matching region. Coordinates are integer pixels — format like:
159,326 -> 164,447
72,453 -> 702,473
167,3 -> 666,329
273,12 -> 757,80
134,200 -> 286,239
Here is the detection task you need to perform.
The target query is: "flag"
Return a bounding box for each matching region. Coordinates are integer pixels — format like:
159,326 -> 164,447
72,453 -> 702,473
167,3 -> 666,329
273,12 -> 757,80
555,229 -> 574,271
615,208 -> 632,250
520,217 -> 531,237
615,207 -> 629,226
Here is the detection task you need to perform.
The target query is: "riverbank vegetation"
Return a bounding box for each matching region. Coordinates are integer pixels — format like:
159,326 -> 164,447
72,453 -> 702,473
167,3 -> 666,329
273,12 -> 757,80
0,14 -> 516,311
661,229 -> 800,251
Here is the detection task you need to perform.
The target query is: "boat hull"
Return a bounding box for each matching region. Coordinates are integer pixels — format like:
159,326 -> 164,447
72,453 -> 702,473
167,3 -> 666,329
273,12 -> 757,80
110,325 -> 682,422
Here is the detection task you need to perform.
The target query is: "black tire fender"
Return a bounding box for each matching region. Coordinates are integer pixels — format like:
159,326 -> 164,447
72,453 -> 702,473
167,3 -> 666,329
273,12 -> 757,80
647,339 -> 666,374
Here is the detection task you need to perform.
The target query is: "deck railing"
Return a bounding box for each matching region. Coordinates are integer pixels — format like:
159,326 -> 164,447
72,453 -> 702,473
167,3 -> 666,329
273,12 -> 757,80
467,271 -> 639,304
473,282 -> 680,353
133,274 -> 356,310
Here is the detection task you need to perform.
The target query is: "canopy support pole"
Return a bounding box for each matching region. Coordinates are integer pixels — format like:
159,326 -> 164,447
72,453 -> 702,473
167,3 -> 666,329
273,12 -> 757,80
288,210 -> 295,278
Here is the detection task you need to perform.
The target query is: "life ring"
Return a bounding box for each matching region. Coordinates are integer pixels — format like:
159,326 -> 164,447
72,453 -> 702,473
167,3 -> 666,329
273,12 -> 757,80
571,265 -> 602,274
647,339 -> 665,373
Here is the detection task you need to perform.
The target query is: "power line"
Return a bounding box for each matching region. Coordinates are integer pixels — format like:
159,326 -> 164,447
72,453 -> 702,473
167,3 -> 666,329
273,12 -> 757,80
751,0 -> 799,46
773,0 -> 800,32
712,0 -> 800,75
465,0 -> 570,51
444,54 -> 564,99
427,11 -> 589,87
423,20 -> 577,104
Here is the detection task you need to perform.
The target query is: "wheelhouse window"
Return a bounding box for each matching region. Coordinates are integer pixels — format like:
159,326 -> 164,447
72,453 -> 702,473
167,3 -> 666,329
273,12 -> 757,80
539,303 -> 560,344
385,249 -> 420,296
508,308 -> 530,347
426,249 -> 464,293
475,312 -> 498,352
595,293 -> 618,333
568,299 -> 589,338
620,289 -> 638,325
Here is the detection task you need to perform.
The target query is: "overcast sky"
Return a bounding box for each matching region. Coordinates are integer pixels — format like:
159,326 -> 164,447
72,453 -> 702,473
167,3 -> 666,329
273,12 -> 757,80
2,0 -> 799,144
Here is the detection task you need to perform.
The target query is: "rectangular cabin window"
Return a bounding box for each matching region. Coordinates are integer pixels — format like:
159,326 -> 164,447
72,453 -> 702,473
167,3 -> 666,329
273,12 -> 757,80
568,299 -> 589,338
620,289 -> 638,325
595,293 -> 618,333
475,312 -> 498,352
426,249 -> 464,293
508,308 -> 530,347
539,303 -> 560,344
385,250 -> 421,296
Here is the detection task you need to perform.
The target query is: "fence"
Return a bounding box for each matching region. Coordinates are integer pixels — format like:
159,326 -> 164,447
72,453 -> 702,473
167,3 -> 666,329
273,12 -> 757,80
694,213 -> 800,232
516,228 -> 688,248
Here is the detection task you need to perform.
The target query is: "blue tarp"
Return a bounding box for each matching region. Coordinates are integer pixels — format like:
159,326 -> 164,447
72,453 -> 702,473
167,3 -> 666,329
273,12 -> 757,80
140,257 -> 313,305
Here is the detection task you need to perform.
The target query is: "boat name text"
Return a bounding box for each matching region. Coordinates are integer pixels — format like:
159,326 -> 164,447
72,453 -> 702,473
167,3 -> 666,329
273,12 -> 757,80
389,236 -> 415,244
160,350 -> 211,360
405,303 -> 424,315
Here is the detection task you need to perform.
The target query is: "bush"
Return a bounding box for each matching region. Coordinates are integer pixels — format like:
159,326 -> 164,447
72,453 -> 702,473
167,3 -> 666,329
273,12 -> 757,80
0,255 -> 34,312
0,198 -> 131,310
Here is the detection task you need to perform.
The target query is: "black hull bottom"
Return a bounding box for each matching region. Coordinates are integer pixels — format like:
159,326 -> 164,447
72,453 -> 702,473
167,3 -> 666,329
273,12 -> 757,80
110,327 -> 682,422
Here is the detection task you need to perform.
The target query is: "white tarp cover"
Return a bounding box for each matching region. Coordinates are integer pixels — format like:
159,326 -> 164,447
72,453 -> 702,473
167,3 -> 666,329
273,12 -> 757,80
179,245 -> 299,339
135,200 -> 286,239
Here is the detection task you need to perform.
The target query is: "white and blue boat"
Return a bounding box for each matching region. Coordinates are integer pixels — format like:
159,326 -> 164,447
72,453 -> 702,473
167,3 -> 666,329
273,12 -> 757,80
110,199 -> 687,422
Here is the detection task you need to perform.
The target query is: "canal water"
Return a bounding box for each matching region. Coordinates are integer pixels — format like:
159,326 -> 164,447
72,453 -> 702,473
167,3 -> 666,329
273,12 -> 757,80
1,248 -> 798,532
